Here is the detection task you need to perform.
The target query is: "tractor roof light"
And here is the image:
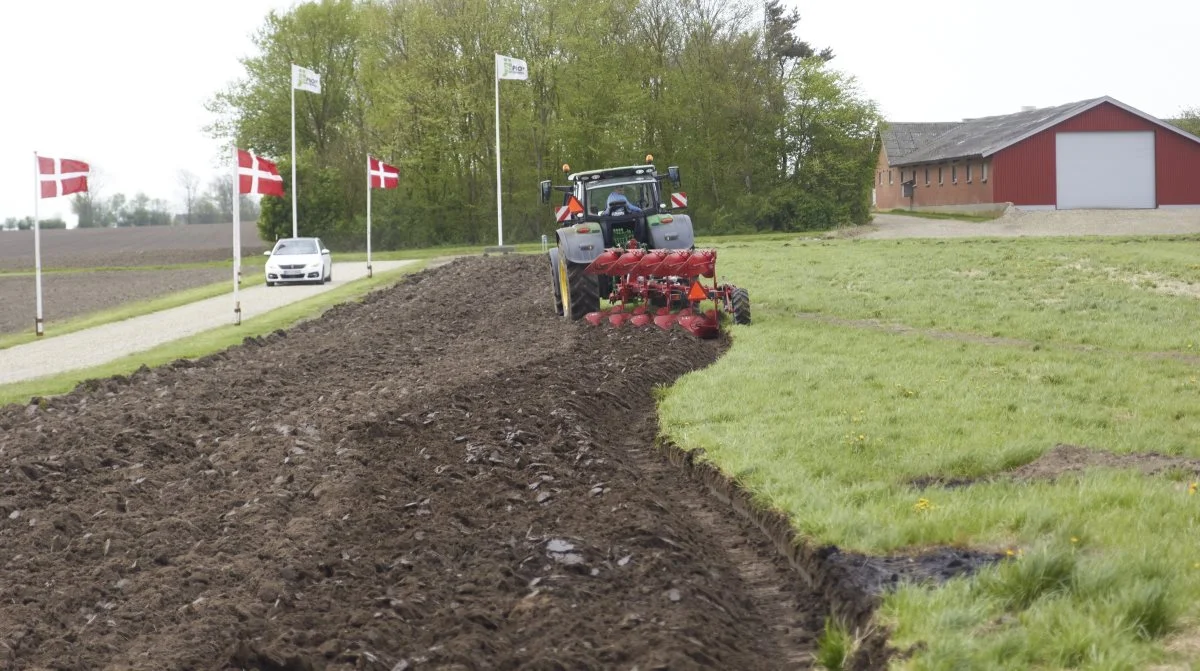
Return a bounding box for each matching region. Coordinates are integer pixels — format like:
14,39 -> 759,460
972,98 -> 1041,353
562,163 -> 571,174
645,154 -> 654,163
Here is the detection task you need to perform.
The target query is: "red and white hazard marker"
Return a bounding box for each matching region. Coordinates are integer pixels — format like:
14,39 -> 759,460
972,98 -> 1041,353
670,192 -> 688,208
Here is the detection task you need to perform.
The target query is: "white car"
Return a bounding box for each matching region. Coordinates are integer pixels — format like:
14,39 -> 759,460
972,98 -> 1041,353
263,237 -> 332,286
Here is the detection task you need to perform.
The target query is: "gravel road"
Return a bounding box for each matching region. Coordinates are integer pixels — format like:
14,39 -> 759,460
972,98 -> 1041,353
0,261 -> 414,385
863,208 -> 1200,238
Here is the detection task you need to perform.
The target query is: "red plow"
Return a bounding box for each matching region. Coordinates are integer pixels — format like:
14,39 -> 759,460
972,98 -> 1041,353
581,245 -> 748,339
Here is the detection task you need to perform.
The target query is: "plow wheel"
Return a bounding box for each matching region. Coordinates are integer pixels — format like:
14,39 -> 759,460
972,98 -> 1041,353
731,287 -> 751,325
558,253 -> 599,320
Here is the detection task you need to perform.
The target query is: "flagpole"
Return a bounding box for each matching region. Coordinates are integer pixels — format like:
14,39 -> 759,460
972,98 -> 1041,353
494,54 -> 503,248
232,146 -> 242,325
32,151 -> 44,337
290,67 -> 298,239
366,155 -> 373,278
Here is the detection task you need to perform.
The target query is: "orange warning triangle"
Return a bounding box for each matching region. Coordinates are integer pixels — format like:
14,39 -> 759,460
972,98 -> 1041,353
566,195 -> 585,215
687,281 -> 707,302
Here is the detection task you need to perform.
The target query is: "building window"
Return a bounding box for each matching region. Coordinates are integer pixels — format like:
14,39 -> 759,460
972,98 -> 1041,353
888,170 -> 893,185
966,163 -> 973,183
938,166 -> 944,185
982,162 -> 989,183
878,172 -> 882,186
951,165 -> 958,185
924,167 -> 930,186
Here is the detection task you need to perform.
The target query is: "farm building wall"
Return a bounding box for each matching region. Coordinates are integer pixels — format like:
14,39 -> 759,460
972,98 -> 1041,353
874,147 -> 994,210
993,102 -> 1200,206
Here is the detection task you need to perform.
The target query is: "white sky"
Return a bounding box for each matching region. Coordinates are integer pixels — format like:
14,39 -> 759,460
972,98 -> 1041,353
1,0 -> 1196,224
0,0 -> 294,224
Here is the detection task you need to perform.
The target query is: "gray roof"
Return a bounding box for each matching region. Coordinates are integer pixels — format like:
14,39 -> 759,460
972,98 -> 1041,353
883,96 -> 1200,167
882,123 -> 961,161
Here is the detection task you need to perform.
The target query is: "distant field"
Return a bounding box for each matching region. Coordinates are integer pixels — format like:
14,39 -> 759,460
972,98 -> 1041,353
0,224 -> 270,270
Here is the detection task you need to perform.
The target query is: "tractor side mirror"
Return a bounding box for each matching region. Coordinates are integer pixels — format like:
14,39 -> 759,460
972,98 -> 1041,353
539,180 -> 552,204
667,166 -> 681,188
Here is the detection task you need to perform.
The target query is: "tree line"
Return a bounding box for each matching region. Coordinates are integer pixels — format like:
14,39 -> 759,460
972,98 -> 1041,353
207,0 -> 881,249
68,171 -> 259,228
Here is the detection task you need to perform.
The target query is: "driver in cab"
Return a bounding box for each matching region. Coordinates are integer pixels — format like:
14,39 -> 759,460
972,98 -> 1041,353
603,185 -> 642,215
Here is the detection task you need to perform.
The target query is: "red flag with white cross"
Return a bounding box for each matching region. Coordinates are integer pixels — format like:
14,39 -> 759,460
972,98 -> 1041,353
237,149 -> 285,197
369,156 -> 400,189
38,156 -> 89,199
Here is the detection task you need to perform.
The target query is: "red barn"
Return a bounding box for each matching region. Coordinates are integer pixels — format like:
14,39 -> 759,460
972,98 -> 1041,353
874,97 -> 1200,211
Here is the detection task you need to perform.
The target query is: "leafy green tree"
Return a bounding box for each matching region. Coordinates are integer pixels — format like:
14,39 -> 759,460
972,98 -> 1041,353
1174,107 -> 1200,136
210,0 -> 882,247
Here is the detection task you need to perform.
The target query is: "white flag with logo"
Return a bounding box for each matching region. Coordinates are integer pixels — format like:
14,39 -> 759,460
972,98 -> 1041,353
495,54 -> 528,81
292,64 -> 321,93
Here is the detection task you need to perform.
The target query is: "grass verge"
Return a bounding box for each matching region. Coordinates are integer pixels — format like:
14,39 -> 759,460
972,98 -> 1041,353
659,234 -> 1200,668
0,261 -> 423,407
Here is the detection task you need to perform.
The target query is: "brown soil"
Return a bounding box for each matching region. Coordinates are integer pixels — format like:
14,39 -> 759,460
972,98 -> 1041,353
1009,443 -> 1200,481
912,443 -> 1200,491
0,224 -> 269,271
0,255 -> 828,670
0,268 -> 231,336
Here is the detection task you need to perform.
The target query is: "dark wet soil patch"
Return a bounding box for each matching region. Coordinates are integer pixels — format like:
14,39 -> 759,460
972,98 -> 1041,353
0,255 -> 838,670
912,443 -> 1200,492
1010,443 -> 1200,481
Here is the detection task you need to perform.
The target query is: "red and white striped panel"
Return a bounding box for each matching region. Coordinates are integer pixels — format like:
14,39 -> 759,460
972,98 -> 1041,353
670,192 -> 687,208
555,205 -> 571,223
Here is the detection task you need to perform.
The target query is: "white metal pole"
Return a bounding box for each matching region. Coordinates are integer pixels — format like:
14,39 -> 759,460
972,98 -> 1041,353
494,55 -> 503,247
233,146 -> 242,325
366,155 -> 373,278
32,151 -> 44,337
290,69 -> 298,239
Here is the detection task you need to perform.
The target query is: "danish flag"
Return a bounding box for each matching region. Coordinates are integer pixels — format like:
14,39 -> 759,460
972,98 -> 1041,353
237,149 -> 285,197
38,157 -> 89,199
369,157 -> 400,189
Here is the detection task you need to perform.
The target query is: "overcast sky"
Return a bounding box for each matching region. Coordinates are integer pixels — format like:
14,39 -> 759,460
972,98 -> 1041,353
1,0 -> 1196,225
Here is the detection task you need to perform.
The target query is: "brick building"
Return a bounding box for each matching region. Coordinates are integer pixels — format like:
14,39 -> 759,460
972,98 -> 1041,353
875,97 -> 1200,211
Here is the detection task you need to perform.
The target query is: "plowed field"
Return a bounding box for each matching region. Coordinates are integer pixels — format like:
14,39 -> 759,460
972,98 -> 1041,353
0,256 -> 837,670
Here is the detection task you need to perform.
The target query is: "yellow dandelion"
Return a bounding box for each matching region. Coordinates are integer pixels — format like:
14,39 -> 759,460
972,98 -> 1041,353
1189,482 -> 1197,496
1005,549 -> 1015,557
1070,536 -> 1079,544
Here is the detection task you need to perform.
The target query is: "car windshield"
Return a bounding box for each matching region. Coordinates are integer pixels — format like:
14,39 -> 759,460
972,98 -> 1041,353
587,181 -> 655,214
272,240 -> 319,255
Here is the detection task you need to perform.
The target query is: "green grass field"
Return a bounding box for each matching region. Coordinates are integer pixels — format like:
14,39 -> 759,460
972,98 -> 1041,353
664,234 -> 1200,668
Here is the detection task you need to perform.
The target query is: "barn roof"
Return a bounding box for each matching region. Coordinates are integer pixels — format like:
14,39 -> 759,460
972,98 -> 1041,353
882,123 -> 961,161
884,96 -> 1200,167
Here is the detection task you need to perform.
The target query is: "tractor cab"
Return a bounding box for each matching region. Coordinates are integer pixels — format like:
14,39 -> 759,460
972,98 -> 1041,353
542,163 -> 679,250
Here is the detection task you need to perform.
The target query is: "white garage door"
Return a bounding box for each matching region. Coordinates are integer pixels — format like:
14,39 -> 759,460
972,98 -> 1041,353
1056,131 -> 1156,209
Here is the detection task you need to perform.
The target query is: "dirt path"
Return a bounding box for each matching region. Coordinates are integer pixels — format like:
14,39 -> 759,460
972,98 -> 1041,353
863,209 -> 1200,239
0,261 -> 413,385
0,256 -> 827,670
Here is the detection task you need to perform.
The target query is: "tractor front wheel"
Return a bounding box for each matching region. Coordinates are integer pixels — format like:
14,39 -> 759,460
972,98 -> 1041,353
731,287 -> 751,325
548,250 -> 564,316
558,253 -> 599,320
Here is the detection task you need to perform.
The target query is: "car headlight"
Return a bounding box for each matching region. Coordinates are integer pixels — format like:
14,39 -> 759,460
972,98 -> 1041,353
307,261 -> 321,269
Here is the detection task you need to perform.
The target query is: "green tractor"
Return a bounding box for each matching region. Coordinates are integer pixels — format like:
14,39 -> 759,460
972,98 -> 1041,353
540,158 -> 749,338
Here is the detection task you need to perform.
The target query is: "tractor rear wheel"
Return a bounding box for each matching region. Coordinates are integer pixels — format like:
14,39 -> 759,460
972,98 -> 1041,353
731,287 -> 751,325
558,253 -> 599,320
